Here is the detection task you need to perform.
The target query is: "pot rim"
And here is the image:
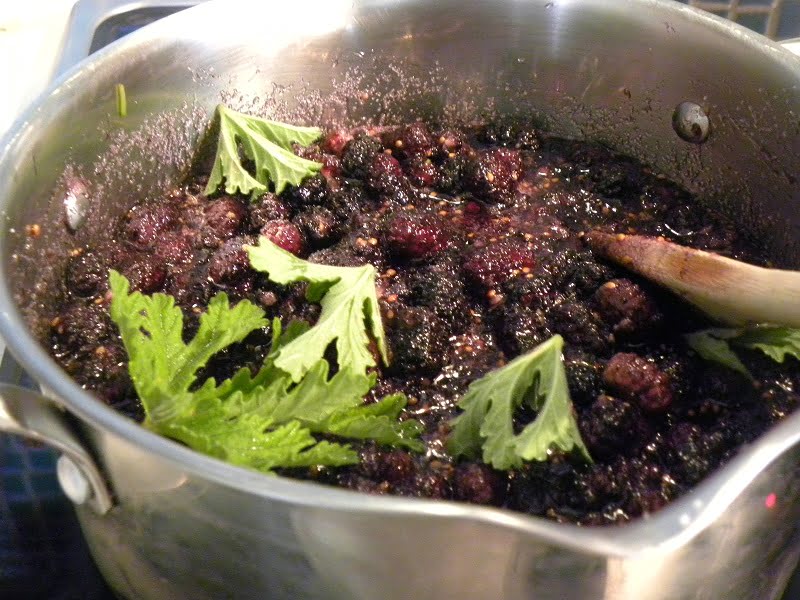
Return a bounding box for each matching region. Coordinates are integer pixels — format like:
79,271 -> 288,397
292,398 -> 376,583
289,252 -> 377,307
1,0 -> 799,558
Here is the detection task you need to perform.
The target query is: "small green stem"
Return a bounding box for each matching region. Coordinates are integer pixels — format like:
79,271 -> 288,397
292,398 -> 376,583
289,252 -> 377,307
115,83 -> 127,118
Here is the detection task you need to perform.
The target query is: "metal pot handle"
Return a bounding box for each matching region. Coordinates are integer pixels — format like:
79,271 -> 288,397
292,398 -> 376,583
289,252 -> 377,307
0,383 -> 113,514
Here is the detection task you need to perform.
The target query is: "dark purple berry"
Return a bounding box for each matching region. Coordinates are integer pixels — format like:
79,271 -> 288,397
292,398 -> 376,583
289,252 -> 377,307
260,219 -> 306,256
666,423 -> 724,484
204,196 -> 246,237
548,302 -> 608,353
603,353 -> 672,413
207,237 -> 253,287
250,194 -> 291,230
462,239 -> 535,288
395,122 -> 434,157
379,452 -> 415,485
123,203 -> 178,248
453,463 -> 504,505
499,274 -> 553,309
381,180 -> 420,206
403,469 -> 450,499
65,251 -> 106,297
320,154 -> 341,180
409,260 -> 468,329
458,199 -> 494,233
388,306 -> 447,373
564,354 -> 603,406
404,155 -> 439,188
293,207 -> 343,250
368,154 -> 404,193
383,212 -> 450,262
435,129 -> 464,155
581,395 -> 645,459
595,278 -> 662,337
342,134 -> 383,178
322,128 -> 352,156
121,256 -> 167,294
326,182 -> 368,223
506,462 -> 579,517
466,148 -> 522,203
154,231 -> 194,266
437,154 -> 467,193
568,253 -> 613,294
51,303 -> 111,356
165,267 -> 212,307
285,174 -> 328,208
494,305 -> 551,355
359,446 -> 415,486
464,200 -> 485,216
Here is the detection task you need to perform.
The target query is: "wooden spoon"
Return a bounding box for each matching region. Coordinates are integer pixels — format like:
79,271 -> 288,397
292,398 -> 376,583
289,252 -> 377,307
584,231 -> 800,327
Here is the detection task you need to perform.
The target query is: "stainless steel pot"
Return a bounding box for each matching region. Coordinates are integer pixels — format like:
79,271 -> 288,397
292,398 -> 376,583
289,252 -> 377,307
2,1 -> 800,598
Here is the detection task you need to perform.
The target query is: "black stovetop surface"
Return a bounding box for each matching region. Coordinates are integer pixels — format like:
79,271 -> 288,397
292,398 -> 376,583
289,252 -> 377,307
0,436 -> 113,599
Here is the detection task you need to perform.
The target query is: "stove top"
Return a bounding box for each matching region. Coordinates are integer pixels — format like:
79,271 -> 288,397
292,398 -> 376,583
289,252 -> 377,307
1,1 -> 799,598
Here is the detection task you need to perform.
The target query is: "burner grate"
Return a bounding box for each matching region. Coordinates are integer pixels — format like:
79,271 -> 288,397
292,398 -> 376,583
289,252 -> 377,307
688,0 -> 786,38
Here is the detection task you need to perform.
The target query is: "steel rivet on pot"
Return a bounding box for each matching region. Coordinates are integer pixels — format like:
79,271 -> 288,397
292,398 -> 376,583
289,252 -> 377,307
57,454 -> 91,505
672,101 -> 711,144
63,176 -> 90,233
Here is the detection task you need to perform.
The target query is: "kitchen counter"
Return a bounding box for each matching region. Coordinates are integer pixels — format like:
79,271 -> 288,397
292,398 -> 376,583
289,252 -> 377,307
0,1 -> 75,137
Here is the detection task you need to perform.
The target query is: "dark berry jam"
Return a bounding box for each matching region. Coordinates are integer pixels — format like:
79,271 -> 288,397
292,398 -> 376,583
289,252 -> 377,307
47,120 -> 800,526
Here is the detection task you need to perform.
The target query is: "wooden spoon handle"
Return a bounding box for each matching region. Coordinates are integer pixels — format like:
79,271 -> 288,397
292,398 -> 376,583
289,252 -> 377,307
585,231 -> 800,327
